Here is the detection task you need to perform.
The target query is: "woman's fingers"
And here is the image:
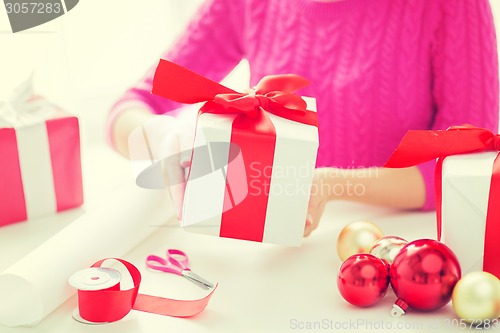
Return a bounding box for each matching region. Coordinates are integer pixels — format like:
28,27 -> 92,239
304,170 -> 329,237
126,112 -> 196,221
162,132 -> 188,221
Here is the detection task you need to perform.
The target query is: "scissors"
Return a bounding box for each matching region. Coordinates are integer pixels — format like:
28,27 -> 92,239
145,249 -> 215,290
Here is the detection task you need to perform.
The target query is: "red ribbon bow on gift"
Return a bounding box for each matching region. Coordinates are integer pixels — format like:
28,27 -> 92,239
151,60 -> 317,127
384,125 -> 500,167
384,124 -> 500,278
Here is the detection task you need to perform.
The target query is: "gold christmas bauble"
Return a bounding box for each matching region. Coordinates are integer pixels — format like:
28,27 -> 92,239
452,271 -> 500,324
337,221 -> 384,261
370,236 -> 408,264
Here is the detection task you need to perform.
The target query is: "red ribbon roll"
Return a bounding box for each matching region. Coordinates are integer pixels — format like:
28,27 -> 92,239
71,258 -> 216,323
384,124 -> 500,278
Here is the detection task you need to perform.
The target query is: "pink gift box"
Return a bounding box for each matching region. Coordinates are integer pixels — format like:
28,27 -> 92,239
0,116 -> 83,227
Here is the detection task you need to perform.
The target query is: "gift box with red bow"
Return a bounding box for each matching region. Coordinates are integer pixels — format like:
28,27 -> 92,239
0,78 -> 83,227
152,60 -> 319,246
385,125 -> 500,278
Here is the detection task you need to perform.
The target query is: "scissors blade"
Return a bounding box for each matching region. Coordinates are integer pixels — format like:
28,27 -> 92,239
181,270 -> 215,290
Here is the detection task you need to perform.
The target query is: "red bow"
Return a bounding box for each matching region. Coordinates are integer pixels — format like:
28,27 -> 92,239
384,125 -> 500,168
151,60 -> 317,127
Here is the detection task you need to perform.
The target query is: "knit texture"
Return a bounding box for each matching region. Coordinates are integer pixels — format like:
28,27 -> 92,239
110,0 -> 499,210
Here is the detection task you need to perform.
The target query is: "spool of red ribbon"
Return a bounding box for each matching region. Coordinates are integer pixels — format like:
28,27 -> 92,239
68,258 -> 216,324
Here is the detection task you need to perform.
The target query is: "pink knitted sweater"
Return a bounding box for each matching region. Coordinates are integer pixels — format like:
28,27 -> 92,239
110,0 -> 499,210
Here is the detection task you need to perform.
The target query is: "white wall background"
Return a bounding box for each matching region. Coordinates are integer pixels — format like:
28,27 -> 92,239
0,0 -> 499,144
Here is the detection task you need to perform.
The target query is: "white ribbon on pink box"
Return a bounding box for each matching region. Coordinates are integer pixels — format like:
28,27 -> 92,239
0,78 -> 83,227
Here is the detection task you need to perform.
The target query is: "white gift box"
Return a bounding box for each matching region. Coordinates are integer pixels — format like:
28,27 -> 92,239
441,151 -> 500,277
182,97 -> 319,246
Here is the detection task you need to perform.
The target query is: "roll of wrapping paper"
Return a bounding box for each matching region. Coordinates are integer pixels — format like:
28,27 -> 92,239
0,184 -> 175,327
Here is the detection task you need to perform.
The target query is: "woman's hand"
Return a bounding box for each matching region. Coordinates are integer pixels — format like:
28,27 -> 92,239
160,118 -> 195,221
304,168 -> 333,237
303,166 -> 426,237
122,106 -> 197,220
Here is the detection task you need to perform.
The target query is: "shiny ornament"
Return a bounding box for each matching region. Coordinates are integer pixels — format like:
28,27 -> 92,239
370,236 -> 408,264
390,239 -> 461,316
337,221 -> 384,261
452,271 -> 500,324
337,254 -> 390,307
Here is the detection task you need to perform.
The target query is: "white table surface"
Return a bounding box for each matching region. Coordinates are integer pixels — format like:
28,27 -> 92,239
0,145 -> 473,333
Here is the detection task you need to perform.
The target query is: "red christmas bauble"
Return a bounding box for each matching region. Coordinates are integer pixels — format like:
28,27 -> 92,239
390,239 -> 461,312
337,254 -> 390,307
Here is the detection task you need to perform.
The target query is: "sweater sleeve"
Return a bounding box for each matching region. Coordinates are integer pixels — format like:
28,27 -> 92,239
107,0 -> 245,145
418,0 -> 499,210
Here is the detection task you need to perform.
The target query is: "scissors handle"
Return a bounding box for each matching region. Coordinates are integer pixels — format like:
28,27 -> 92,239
167,249 -> 189,268
145,254 -> 183,275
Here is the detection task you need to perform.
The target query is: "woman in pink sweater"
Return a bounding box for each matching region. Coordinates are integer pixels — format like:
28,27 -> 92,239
109,0 -> 499,236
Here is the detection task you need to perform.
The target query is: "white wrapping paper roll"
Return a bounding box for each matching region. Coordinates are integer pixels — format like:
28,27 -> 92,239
0,184 -> 173,327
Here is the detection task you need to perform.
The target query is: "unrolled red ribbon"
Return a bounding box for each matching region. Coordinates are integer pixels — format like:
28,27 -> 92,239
384,124 -> 500,278
152,60 -> 317,243
74,258 -> 216,323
